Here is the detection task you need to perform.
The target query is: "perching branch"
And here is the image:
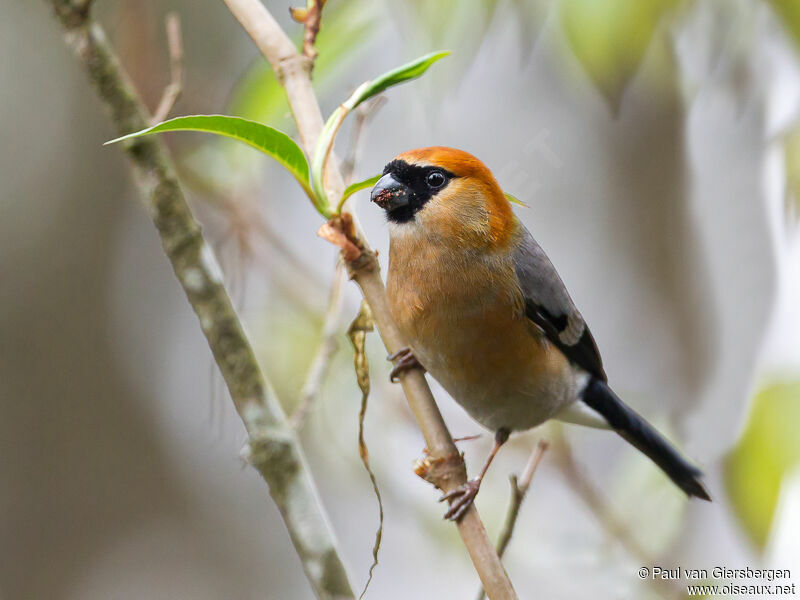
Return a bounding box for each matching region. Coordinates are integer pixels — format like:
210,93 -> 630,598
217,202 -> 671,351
45,2 -> 355,599
151,12 -> 183,125
221,1 -> 517,598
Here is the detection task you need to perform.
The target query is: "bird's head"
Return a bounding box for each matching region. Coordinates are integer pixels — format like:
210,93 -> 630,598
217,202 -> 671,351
370,147 -> 515,248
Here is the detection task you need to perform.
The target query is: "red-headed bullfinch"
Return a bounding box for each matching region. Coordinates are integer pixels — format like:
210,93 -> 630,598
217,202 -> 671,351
370,146 -> 710,521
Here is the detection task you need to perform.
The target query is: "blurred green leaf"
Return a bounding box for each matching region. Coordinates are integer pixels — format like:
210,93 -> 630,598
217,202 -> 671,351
402,0 -> 496,68
558,0 -> 682,111
350,51 -> 451,110
106,115 -> 313,200
504,192 -> 528,208
399,0 -> 549,85
227,61 -> 289,126
783,125 -> 800,219
725,381 -> 800,549
337,174 -> 381,214
768,0 -> 800,49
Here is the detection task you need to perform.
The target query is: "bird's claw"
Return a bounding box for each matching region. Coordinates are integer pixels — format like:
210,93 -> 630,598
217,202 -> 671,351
387,347 -> 424,382
439,478 -> 481,522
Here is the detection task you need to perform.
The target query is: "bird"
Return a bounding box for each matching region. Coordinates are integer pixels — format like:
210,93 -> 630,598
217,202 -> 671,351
369,146 -> 711,521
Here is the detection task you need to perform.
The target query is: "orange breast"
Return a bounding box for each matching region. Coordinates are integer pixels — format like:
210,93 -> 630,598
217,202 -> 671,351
387,232 -> 573,430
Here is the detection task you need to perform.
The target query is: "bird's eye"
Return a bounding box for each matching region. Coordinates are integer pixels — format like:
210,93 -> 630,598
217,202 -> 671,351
426,170 -> 446,189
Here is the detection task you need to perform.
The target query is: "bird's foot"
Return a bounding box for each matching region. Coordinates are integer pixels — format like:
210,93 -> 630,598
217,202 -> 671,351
439,478 -> 481,522
387,347 -> 424,382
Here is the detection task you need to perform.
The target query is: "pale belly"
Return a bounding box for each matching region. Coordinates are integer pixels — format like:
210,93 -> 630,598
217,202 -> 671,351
390,280 -> 580,432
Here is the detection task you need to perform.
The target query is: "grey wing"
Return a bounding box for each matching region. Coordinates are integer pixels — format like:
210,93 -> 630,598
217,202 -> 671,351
512,225 -> 607,382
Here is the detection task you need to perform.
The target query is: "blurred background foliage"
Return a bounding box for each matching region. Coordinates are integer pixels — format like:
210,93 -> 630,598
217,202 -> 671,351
3,0 -> 800,598
725,380 -> 800,549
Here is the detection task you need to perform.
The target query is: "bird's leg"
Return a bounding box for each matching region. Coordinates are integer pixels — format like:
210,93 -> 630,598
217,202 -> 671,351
387,347 -> 425,382
439,427 -> 510,521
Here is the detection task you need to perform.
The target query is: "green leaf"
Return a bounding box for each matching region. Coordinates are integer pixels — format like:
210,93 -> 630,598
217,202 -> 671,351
768,0 -> 800,49
504,192 -> 528,208
783,125 -> 800,219
559,0 -> 681,111
182,0 -> 380,196
349,51 -> 450,110
309,51 -> 449,213
724,381 -> 800,549
105,115 -> 314,201
337,174 -> 381,214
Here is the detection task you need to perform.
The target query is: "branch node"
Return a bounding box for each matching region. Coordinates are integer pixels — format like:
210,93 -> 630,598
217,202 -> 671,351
414,451 -> 468,492
317,214 -> 364,262
276,53 -> 313,85
244,428 -> 298,473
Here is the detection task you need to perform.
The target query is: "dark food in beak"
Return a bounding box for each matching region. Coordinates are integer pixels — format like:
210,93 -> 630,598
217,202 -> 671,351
370,173 -> 410,210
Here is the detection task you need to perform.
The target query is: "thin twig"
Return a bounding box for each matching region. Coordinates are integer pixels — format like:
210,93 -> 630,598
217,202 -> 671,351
290,259 -> 346,430
476,441 -> 549,600
550,430 -> 684,600
151,12 -> 183,124
289,93 -> 382,430
46,2 -> 356,598
222,1 -> 517,596
290,0 -> 325,62
497,441 -> 549,559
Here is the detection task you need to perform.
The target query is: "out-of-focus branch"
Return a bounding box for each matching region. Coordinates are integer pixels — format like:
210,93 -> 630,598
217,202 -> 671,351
221,1 -> 517,597
550,432 -> 651,562
496,441 -> 548,559
151,12 -> 183,124
291,259 -> 346,430
45,3 -> 355,598
476,441 -> 548,600
550,431 -> 683,599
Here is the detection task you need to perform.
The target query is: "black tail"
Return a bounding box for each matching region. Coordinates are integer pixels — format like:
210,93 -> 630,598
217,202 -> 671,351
581,378 -> 711,501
